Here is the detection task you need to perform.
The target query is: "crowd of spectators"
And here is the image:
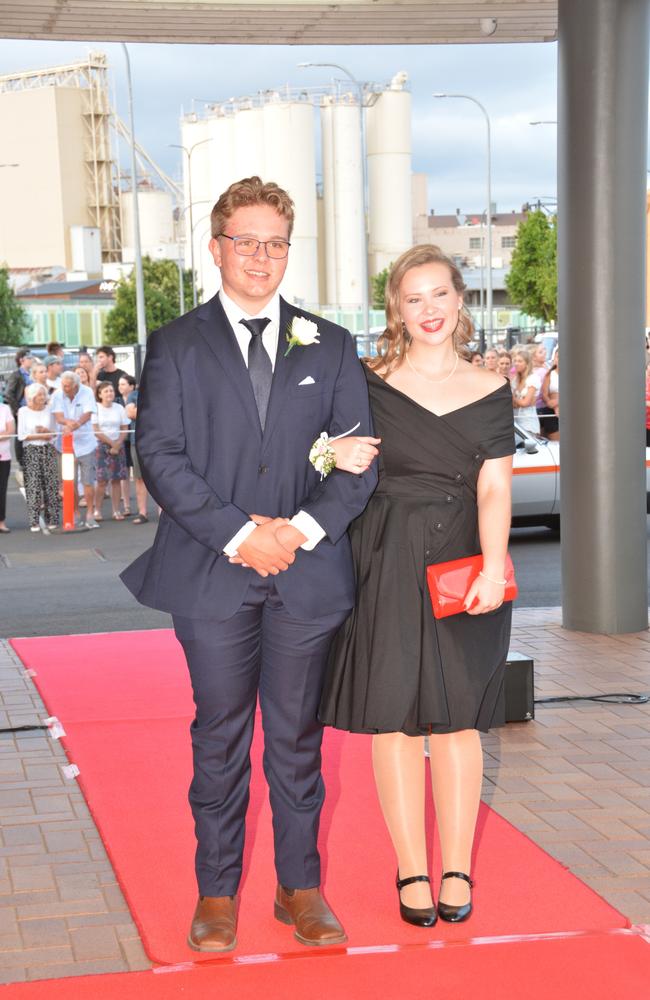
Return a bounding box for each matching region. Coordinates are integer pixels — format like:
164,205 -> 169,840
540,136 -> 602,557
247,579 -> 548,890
0,344 -> 148,533
470,342 -> 560,440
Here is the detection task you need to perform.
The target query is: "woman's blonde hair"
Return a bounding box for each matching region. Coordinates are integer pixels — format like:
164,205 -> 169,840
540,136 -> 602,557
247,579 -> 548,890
369,244 -> 473,374
511,347 -> 534,386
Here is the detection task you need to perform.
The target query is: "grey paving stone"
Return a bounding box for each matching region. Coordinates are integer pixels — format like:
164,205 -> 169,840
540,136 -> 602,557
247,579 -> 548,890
0,640 -> 150,982
19,918 -> 70,949
70,925 -> 122,961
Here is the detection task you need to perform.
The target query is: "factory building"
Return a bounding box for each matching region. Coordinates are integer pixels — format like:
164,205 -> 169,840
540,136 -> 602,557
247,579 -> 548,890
0,54 -> 180,289
0,54 -> 121,274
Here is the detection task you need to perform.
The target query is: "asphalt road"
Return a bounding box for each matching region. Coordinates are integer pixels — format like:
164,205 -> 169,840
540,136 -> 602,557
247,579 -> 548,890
0,475 -> 643,638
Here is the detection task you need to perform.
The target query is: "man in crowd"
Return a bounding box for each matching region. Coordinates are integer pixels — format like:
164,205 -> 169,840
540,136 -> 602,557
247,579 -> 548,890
50,371 -> 99,529
4,348 -> 34,473
122,176 -> 376,953
44,355 -> 63,394
46,341 -> 65,360
93,346 -> 127,396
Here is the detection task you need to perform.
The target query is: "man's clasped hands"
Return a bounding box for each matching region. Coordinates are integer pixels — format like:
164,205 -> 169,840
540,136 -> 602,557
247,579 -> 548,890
228,434 -> 380,577
228,515 -> 306,577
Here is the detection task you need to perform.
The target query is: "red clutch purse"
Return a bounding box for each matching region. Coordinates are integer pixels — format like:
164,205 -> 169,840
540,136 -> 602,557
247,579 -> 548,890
426,553 -> 517,619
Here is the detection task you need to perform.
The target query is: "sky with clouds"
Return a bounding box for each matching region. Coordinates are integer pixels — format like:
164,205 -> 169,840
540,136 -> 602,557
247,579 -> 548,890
0,36 -> 581,216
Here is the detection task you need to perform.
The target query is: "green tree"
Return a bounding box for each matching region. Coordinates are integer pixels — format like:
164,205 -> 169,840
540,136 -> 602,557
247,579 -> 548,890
105,257 -> 195,344
0,265 -> 31,346
506,211 -> 557,324
371,266 -> 390,310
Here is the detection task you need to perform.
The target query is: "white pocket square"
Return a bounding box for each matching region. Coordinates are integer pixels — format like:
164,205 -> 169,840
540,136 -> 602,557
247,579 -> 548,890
298,376 -> 316,386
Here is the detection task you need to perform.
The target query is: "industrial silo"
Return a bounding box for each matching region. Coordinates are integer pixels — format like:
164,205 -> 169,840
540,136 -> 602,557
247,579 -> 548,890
366,72 -> 413,278
198,112 -> 236,300
234,104 -> 266,179
321,93 -> 364,308
181,97 -> 319,307
261,96 -> 319,307
180,115 -> 217,299
121,182 -> 174,259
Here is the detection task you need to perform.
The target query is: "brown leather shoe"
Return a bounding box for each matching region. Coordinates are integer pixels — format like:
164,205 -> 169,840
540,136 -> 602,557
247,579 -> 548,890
187,895 -> 238,952
274,885 -> 347,947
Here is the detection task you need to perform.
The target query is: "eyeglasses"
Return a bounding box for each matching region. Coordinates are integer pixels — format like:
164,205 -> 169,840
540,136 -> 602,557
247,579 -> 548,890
217,234 -> 291,259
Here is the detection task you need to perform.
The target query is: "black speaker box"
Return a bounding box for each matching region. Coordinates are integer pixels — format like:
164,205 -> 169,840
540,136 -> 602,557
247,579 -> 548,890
494,650 -> 535,726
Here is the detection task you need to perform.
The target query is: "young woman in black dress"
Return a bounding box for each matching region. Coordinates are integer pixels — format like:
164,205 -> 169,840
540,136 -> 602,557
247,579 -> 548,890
319,245 -> 515,926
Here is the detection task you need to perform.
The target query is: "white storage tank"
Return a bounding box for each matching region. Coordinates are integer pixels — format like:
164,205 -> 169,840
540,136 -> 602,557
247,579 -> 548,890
321,94 -> 364,308
179,116 -> 216,299
234,104 -> 266,179
367,72 -> 413,277
70,226 -> 102,276
121,185 -> 174,258
262,97 -> 319,307
198,113 -> 236,300
180,95 -> 319,307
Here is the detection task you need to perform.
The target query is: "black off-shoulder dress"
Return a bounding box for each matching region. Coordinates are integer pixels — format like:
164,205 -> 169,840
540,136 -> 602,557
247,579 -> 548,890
319,367 -> 516,737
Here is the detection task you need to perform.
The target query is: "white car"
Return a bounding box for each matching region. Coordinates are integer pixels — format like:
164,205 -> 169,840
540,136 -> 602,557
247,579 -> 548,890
512,421 -> 650,528
512,422 -> 560,528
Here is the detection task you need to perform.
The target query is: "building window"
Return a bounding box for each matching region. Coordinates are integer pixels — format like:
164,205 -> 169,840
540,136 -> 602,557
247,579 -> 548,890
469,237 -> 482,250
501,236 -> 516,248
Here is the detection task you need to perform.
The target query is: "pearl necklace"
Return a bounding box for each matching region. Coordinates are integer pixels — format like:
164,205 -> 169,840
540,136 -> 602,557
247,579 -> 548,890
405,350 -> 459,385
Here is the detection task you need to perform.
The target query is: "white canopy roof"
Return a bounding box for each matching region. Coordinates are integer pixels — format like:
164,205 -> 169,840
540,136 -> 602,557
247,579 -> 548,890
0,1 -> 558,45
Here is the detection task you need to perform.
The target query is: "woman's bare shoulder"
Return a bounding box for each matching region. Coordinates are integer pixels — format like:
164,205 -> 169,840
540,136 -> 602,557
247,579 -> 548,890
458,361 -> 508,393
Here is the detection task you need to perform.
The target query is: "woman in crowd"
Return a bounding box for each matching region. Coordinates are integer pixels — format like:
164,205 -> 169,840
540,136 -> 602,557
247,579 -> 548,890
77,352 -> 96,390
74,365 -> 91,387
483,347 -> 499,372
17,384 -> 61,533
117,374 -> 137,517
469,351 -> 483,367
532,343 -> 548,380
510,347 -> 541,433
0,397 -> 15,533
31,362 -> 48,390
531,343 -> 548,423
122,380 -> 149,524
497,350 -> 512,379
92,381 -> 129,521
540,348 -> 560,440
320,244 -> 514,927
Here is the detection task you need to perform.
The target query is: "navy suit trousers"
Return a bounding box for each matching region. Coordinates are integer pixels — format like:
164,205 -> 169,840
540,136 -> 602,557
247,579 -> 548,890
173,575 -> 349,897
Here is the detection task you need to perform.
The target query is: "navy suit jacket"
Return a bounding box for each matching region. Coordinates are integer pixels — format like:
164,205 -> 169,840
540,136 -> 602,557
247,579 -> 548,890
120,293 -> 377,621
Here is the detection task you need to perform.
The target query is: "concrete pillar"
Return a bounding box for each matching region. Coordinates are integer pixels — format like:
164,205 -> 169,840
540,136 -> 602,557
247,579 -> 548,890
558,0 -> 650,633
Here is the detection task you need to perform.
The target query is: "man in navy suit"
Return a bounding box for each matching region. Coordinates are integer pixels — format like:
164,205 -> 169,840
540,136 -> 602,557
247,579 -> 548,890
121,177 -> 377,952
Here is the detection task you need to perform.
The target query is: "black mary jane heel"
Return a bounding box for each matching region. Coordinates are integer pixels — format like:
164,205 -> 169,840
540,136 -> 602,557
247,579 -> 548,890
437,871 -> 474,923
396,872 -> 437,927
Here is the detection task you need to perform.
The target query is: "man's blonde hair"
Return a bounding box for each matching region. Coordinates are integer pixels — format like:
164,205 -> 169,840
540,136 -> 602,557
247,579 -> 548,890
210,176 -> 295,239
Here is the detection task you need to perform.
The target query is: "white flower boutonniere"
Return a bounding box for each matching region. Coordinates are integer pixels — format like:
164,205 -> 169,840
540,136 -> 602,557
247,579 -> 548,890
285,316 -> 320,356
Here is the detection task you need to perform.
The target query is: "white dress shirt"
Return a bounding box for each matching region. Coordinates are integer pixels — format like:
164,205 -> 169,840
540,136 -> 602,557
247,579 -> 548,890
219,289 -> 326,556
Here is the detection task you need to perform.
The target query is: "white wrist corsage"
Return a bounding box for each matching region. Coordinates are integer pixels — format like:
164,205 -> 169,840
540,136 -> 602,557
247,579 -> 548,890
285,316 -> 320,356
309,422 -> 361,481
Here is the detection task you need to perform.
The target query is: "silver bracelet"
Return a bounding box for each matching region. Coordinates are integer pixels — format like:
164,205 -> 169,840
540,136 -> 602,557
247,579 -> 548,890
479,569 -> 507,586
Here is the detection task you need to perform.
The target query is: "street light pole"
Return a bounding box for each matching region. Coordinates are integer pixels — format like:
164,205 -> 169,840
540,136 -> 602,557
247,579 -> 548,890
299,62 -> 370,336
121,43 -> 147,348
170,137 -> 215,309
434,93 -> 493,341
177,254 -> 185,316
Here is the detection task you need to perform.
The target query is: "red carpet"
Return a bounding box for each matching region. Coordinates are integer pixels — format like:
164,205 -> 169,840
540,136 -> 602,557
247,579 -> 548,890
1,933 -> 649,1000
9,630 -> 649,993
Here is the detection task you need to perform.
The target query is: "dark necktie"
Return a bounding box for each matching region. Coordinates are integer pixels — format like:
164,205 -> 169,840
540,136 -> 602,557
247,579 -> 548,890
240,317 -> 272,429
